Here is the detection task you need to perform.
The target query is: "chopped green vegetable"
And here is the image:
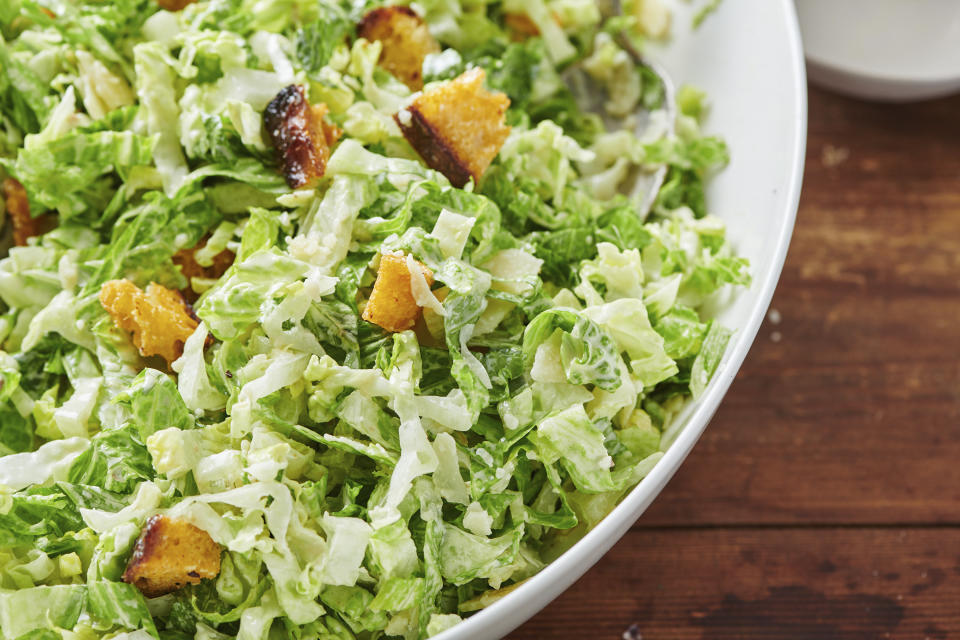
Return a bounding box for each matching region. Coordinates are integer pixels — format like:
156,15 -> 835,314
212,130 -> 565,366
0,0 -> 744,637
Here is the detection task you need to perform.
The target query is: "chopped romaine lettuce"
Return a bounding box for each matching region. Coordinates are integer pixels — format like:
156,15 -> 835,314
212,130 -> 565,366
0,0 -> 745,637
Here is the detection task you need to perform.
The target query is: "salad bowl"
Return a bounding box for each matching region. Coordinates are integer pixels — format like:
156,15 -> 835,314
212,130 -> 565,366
0,0 -> 804,637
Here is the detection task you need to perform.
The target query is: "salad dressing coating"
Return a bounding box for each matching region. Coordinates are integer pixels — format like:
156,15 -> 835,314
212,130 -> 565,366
0,1 -> 745,637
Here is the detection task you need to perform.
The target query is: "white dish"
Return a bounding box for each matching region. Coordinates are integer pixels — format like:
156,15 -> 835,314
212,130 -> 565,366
797,0 -> 960,101
434,0 -> 807,637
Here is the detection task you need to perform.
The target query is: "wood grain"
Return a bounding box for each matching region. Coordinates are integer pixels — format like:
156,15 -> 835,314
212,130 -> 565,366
511,528 -> 960,639
511,87 -> 960,637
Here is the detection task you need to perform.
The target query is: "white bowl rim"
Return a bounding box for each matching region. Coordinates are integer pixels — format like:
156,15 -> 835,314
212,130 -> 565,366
432,0 -> 809,637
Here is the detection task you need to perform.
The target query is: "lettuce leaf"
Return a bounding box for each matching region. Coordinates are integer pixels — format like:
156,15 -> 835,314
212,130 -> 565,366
67,424 -> 154,493
0,585 -> 86,638
522,308 -> 623,391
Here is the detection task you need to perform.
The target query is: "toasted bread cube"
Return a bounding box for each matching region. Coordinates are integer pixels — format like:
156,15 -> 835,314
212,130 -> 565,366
173,240 -> 234,302
362,254 -> 434,333
122,515 -> 221,598
99,279 -> 199,363
396,68 -> 511,188
2,178 -> 43,246
264,85 -> 342,189
172,244 -> 234,280
504,12 -> 540,38
358,6 -> 440,90
157,0 -> 195,10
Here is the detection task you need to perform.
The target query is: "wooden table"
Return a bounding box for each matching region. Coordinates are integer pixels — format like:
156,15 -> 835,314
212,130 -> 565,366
511,86 -> 960,638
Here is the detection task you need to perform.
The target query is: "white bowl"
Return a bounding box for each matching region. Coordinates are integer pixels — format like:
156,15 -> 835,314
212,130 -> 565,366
434,1 -> 807,638
798,0 -> 960,101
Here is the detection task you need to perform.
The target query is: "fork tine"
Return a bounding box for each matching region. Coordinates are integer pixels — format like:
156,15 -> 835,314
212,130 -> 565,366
615,40 -> 678,216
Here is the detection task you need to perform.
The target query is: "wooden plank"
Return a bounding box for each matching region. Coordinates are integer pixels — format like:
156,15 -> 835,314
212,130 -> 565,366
509,527 -> 960,639
638,87 -> 960,526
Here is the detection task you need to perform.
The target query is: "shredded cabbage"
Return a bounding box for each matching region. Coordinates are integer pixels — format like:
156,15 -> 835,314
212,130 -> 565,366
0,1 -> 745,638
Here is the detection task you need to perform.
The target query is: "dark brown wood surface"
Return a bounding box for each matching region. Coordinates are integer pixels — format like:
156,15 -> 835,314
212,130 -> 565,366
510,87 -> 960,638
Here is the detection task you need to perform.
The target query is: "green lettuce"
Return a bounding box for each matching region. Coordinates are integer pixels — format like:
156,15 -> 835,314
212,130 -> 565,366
0,585 -> 86,638
0,1 -> 747,637
523,308 -> 623,391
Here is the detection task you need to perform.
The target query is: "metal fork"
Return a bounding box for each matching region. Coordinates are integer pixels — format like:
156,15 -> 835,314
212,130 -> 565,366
562,17 -> 677,217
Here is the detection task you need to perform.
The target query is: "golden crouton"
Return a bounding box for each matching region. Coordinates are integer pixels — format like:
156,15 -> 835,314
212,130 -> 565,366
122,515 -> 221,598
99,279 -> 199,364
2,178 -> 47,246
172,240 -> 234,303
357,6 -> 440,90
156,0 -> 195,11
264,85 -> 342,189
504,12 -> 540,39
362,254 -> 434,333
395,68 -> 511,188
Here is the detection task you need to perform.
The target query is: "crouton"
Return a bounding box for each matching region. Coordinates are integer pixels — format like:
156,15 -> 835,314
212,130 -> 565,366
264,85 -> 341,189
2,178 -> 44,246
173,240 -> 234,303
157,0 -> 195,11
357,6 -> 440,90
172,245 -> 233,281
99,279 -> 199,364
362,254 -> 434,333
395,68 -> 511,188
504,12 -> 540,38
122,515 -> 221,598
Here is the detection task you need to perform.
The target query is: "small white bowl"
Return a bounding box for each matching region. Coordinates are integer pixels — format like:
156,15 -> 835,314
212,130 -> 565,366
433,0 -> 807,637
797,0 -> 960,101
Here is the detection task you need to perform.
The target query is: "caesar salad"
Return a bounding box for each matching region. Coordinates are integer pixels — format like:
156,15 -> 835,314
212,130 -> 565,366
0,0 -> 745,638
